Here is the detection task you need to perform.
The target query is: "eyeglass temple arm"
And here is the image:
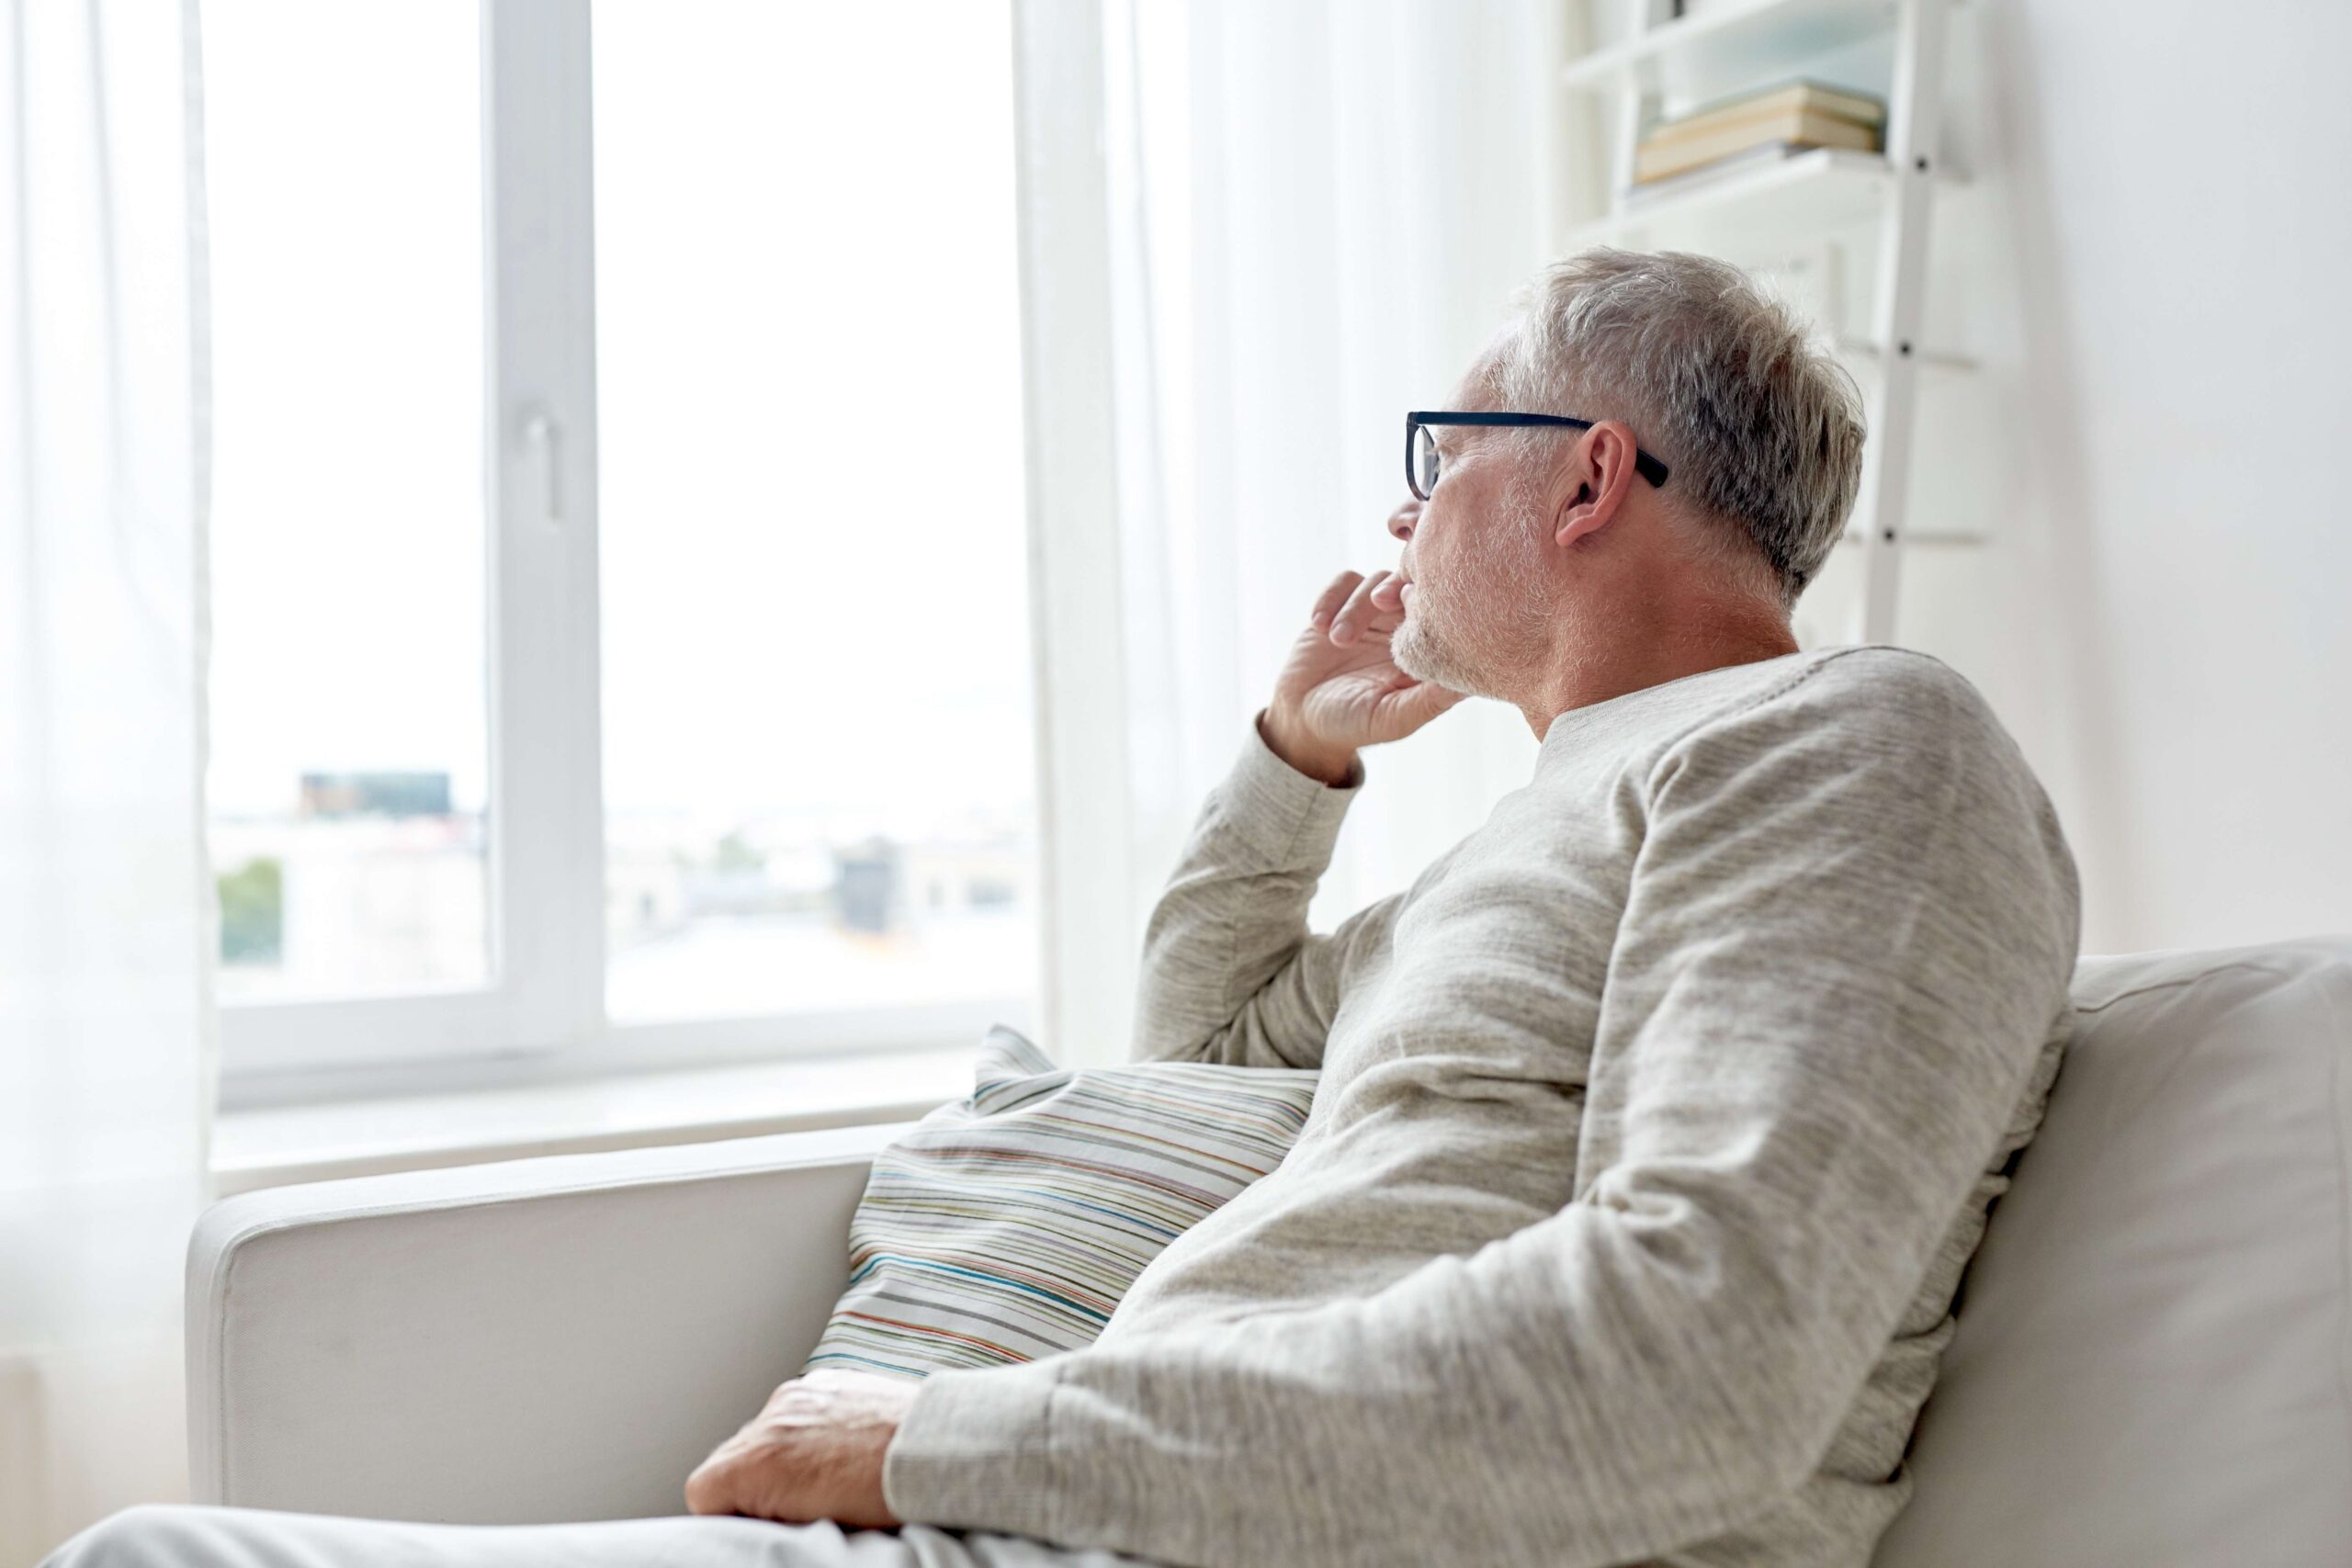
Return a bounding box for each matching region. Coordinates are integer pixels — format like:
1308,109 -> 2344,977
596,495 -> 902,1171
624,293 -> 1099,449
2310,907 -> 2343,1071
1407,412 -> 1669,490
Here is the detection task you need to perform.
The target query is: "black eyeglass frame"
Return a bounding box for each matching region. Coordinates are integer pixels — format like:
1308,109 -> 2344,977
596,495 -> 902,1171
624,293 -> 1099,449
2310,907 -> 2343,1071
1406,410 -> 1670,502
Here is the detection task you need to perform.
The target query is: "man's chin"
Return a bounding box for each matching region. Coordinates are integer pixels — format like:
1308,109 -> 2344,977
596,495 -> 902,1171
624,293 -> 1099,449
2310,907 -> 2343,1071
1390,620 -> 1431,680
1393,620 -> 1484,698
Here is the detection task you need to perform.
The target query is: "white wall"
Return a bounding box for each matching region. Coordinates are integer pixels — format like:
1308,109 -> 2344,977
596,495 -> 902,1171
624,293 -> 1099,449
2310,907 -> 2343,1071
1868,0 -> 2352,954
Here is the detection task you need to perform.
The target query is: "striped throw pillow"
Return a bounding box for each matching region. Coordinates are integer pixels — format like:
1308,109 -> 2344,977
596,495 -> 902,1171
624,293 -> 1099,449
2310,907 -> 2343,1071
800,1022 -> 1319,1381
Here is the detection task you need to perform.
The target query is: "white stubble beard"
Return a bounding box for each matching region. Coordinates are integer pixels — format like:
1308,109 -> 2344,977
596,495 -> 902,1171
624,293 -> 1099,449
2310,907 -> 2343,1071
1390,476 -> 1554,704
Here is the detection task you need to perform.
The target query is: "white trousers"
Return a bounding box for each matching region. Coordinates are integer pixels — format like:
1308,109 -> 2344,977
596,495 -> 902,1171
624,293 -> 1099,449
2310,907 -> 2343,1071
41,1506 -> 1172,1568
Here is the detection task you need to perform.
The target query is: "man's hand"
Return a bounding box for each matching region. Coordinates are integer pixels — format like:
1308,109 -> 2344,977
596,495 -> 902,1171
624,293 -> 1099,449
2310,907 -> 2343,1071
1263,562 -> 1465,784
684,1368 -> 920,1529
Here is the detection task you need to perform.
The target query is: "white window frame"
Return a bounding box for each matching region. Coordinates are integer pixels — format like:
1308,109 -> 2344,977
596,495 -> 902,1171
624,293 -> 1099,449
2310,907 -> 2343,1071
220,0 -> 1036,1101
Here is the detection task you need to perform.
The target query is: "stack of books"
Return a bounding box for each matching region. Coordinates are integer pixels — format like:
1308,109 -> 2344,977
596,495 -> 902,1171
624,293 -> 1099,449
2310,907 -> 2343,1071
1632,81 -> 1886,188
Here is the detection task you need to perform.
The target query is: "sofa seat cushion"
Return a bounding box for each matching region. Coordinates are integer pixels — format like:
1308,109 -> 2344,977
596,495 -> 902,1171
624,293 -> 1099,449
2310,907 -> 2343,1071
1873,937 -> 2352,1567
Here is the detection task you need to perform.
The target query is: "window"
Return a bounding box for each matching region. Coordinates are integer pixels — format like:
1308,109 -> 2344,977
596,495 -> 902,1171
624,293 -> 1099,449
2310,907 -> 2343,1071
204,1 -> 1040,1091
206,4 -> 491,1004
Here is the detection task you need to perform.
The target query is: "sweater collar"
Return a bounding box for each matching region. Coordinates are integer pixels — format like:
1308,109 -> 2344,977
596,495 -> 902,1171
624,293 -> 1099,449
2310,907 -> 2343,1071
1532,649 -> 1821,769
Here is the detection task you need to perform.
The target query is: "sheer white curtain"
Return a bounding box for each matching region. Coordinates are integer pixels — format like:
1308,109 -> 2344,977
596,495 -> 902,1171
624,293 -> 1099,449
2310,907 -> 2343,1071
1027,0 -> 1574,1066
0,2 -> 212,1561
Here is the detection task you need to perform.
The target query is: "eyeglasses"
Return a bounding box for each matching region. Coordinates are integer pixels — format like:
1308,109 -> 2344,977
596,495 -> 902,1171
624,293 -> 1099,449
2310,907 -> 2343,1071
1406,411 -> 1670,502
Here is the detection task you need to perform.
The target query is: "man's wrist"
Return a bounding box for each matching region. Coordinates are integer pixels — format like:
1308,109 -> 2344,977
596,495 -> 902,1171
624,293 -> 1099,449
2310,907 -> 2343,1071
1258,707 -> 1359,788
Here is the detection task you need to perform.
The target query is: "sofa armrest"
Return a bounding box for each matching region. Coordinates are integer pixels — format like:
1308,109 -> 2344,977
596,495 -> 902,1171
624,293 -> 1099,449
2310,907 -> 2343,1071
187,1121 -> 909,1524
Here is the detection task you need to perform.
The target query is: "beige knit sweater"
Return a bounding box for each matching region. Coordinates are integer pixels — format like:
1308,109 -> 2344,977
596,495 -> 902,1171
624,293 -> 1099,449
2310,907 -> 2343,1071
884,645 -> 2082,1568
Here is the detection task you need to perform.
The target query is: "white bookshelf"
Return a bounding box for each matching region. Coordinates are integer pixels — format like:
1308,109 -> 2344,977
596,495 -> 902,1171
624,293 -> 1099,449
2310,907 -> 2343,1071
1559,0 -> 1962,644
1564,0 -> 1915,96
1568,145 -> 1922,247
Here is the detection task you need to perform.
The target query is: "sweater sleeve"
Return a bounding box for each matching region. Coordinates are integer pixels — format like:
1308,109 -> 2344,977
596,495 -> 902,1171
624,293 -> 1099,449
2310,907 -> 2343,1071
882,659 -> 2081,1568
1126,710 -> 1400,1071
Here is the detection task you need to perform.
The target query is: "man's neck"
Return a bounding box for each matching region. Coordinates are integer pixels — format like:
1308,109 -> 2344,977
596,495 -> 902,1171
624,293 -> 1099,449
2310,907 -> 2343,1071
1516,592 -> 1800,739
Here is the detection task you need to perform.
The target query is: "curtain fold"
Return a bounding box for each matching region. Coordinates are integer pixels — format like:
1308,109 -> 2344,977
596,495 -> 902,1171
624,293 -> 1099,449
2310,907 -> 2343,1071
0,2 -> 212,1561
1047,0 -> 1563,1061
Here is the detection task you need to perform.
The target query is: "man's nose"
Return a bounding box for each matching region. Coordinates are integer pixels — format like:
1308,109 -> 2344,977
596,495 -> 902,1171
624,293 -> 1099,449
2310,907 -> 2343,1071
1387,499 -> 1420,542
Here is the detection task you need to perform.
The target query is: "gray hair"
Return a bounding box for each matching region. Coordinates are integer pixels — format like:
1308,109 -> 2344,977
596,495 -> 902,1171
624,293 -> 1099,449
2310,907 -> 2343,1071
1484,247 -> 1866,607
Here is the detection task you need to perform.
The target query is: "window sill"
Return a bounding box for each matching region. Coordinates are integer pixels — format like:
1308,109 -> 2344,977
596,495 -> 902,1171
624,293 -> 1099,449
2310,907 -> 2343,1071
209,1043 -> 978,1197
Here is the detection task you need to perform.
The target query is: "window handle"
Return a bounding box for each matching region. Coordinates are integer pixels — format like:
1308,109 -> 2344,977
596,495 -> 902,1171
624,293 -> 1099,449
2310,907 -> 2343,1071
524,412 -> 564,527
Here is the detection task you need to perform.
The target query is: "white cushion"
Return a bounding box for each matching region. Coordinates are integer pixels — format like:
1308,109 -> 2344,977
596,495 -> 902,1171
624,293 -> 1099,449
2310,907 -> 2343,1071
1874,937 -> 2352,1567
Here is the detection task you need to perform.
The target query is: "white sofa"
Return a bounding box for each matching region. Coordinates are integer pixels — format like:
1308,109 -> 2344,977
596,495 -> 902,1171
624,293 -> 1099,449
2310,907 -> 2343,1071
187,938 -> 2352,1565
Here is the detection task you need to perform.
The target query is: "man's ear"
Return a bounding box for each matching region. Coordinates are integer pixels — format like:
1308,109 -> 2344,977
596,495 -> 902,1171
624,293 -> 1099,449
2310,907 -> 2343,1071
1552,420 -> 1642,548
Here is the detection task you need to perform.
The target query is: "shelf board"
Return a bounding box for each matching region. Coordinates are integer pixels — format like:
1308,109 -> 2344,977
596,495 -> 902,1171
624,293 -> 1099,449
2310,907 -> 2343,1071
1563,0 -> 1903,99
1567,145 -> 1932,249
1837,335 -> 1976,373
1836,526 -> 1986,547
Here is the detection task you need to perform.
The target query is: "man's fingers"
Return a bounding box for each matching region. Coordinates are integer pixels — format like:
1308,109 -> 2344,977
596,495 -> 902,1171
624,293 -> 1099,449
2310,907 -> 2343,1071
1369,575 -> 1405,613
1329,570 -> 1394,645
1308,570 -> 1363,631
684,1453 -> 731,1516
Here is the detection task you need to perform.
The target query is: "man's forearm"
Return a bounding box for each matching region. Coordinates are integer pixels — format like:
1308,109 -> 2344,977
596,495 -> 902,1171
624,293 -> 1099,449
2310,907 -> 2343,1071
1125,712 -> 1365,1070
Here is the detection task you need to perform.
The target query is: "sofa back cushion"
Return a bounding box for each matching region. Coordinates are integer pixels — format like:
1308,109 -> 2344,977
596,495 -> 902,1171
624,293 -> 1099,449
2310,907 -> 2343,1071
1873,937 -> 2352,1567
800,1024 -> 1317,1381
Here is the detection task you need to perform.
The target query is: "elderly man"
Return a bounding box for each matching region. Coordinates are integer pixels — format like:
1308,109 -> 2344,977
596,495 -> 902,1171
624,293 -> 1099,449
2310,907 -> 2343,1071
51,248 -> 2078,1568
